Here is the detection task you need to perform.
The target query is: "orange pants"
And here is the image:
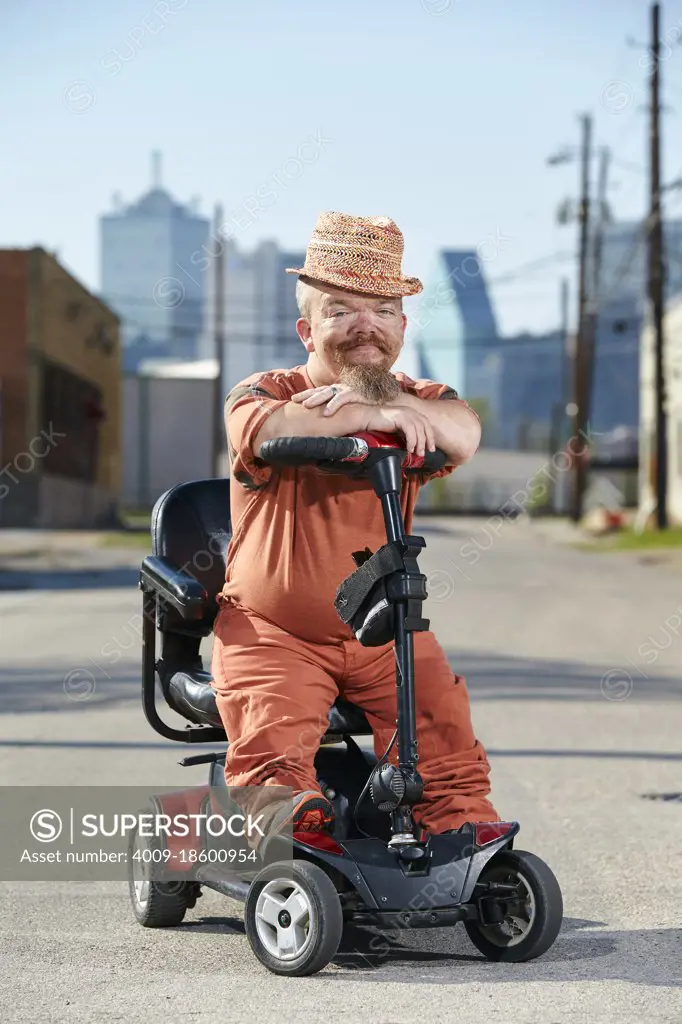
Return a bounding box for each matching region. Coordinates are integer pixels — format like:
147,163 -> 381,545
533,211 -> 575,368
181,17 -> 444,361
210,602 -> 498,833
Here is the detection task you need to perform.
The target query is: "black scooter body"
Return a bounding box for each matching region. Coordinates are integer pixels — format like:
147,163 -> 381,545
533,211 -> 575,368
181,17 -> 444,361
205,743 -> 518,924
133,436 -> 563,972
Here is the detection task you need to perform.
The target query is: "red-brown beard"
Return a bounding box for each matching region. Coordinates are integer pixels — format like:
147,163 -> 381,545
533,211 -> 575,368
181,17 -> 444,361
337,362 -> 402,405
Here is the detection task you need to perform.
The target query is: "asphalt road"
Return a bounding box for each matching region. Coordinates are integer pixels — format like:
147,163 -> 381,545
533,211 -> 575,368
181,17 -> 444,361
0,516 -> 681,1023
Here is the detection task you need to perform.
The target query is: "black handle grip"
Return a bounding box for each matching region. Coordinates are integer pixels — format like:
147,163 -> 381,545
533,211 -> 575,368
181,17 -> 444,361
403,449 -> 448,475
259,436 -> 362,466
258,435 -> 448,474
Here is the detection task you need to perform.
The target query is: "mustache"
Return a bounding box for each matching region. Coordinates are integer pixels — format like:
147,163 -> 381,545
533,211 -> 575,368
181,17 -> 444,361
337,335 -> 389,354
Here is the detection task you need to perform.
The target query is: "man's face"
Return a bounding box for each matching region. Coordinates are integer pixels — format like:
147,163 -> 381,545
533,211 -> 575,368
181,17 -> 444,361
298,283 -> 406,375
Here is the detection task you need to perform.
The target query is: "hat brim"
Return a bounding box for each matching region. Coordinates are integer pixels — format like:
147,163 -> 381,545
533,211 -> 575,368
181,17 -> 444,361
285,266 -> 423,298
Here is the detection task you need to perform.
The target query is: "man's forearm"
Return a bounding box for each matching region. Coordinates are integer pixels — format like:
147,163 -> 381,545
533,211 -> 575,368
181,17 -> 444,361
253,400 -> 369,456
392,393 -> 481,465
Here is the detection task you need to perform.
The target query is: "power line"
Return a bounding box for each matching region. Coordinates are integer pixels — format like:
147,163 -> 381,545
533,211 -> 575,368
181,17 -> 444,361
46,249 -> 578,307
584,180 -> 682,316
117,321 -> 644,354
95,282 -> 577,309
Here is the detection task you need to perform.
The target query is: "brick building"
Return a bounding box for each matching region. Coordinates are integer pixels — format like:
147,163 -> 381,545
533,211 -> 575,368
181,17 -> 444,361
0,248 -> 121,527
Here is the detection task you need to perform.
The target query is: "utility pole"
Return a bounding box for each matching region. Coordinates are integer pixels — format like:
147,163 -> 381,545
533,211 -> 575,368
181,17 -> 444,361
212,204 -> 226,479
550,277 -> 570,464
570,112 -> 593,522
649,1 -> 668,528
560,276 -> 571,423
584,146 -> 610,421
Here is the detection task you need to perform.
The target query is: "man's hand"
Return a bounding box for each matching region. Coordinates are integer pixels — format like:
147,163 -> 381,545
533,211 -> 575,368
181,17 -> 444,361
285,381 -> 479,465
291,385 -> 436,455
290,384 -> 375,415
361,405 -> 436,457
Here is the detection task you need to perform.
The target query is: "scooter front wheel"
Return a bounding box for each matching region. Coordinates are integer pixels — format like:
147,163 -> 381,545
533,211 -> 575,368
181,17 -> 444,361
465,849 -> 563,962
245,859 -> 343,976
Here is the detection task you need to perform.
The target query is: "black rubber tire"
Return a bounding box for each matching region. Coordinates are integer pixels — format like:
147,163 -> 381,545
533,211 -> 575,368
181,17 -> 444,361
245,859 -> 343,976
127,820 -> 194,928
129,875 -> 193,928
465,849 -> 563,962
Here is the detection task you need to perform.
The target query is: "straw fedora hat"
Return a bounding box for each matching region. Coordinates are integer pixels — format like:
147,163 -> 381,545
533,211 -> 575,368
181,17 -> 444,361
285,211 -> 423,297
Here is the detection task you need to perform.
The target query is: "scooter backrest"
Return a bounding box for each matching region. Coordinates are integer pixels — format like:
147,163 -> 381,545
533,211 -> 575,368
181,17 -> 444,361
151,478 -> 232,636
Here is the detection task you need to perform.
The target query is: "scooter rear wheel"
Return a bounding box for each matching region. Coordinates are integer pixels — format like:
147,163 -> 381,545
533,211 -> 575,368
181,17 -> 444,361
465,849 -> 563,962
245,859 -> 343,976
127,812 -> 199,928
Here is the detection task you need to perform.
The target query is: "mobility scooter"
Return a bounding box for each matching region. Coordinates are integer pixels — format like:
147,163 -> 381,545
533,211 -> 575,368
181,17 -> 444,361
130,431 -> 563,975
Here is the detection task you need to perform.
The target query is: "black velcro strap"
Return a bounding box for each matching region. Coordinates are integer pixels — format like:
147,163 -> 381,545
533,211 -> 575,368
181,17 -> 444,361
351,547 -> 373,567
334,543 -> 404,624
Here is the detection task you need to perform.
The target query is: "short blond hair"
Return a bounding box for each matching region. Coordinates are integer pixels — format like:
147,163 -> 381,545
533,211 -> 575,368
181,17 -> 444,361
295,276 -> 403,320
295,277 -> 317,320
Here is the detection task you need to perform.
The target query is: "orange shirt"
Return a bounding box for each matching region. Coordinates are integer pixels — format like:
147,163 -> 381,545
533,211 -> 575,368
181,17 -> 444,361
219,364 -> 462,644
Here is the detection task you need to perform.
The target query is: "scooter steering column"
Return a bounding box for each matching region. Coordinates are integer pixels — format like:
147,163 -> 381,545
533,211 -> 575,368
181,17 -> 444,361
366,452 -> 431,847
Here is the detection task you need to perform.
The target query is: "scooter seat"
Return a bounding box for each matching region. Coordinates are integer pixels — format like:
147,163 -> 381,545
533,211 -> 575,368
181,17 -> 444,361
165,668 -> 373,738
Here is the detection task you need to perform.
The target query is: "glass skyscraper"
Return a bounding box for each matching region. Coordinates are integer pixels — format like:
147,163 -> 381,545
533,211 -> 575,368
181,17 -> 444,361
414,250 -> 503,441
100,153 -> 210,372
414,250 -> 499,386
199,238 -> 306,400
590,218 -> 682,435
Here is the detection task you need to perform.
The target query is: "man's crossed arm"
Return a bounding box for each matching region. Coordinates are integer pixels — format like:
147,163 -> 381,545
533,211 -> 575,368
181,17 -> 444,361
253,385 -> 481,467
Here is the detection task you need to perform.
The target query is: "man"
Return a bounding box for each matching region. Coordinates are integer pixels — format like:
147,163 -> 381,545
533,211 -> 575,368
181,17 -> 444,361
211,211 -> 498,842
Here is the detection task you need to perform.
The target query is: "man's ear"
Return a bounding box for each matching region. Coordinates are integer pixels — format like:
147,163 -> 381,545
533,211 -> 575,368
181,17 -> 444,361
296,317 -> 314,352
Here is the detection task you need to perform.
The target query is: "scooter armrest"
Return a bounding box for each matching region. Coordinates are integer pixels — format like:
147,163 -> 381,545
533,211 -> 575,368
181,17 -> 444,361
139,555 -> 207,620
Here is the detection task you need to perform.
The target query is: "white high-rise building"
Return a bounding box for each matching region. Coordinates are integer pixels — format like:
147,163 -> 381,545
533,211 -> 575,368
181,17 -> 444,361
199,237 -> 306,399
100,153 -> 210,371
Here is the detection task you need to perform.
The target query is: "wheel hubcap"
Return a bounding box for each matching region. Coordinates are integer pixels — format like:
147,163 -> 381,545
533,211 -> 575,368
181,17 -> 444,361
133,878 -> 150,907
478,866 -> 536,947
130,830 -> 150,908
255,879 -> 314,961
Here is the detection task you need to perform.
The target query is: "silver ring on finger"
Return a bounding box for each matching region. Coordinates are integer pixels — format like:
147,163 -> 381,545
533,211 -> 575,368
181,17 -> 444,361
329,385 -> 338,398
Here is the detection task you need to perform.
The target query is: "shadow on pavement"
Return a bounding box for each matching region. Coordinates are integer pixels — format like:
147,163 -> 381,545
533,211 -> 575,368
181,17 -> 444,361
0,568 -> 140,591
0,739 -> 213,749
0,646 -> 678,720
141,912 -> 681,987
327,917 -> 682,986
448,649 -> 681,701
180,914 -> 246,935
0,665 -> 142,715
0,737 -> 680,761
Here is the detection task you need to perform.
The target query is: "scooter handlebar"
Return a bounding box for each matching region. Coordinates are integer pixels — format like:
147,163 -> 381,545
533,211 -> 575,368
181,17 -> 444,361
258,433 -> 447,475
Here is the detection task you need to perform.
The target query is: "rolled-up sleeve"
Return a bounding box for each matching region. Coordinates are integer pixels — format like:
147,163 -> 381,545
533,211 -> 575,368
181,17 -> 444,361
401,377 -> 481,482
409,379 -> 481,426
224,377 -> 289,490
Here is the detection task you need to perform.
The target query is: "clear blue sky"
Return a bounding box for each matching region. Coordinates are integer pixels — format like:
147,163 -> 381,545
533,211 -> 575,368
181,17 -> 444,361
3,0 -> 682,336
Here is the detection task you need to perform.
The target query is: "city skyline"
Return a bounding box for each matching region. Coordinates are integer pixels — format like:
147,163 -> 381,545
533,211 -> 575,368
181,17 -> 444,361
4,0 -> 680,341
86,152 -> 682,444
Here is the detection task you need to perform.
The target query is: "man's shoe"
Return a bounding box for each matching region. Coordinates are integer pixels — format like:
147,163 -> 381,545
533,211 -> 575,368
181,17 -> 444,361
256,790 -> 335,852
442,822 -> 476,836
